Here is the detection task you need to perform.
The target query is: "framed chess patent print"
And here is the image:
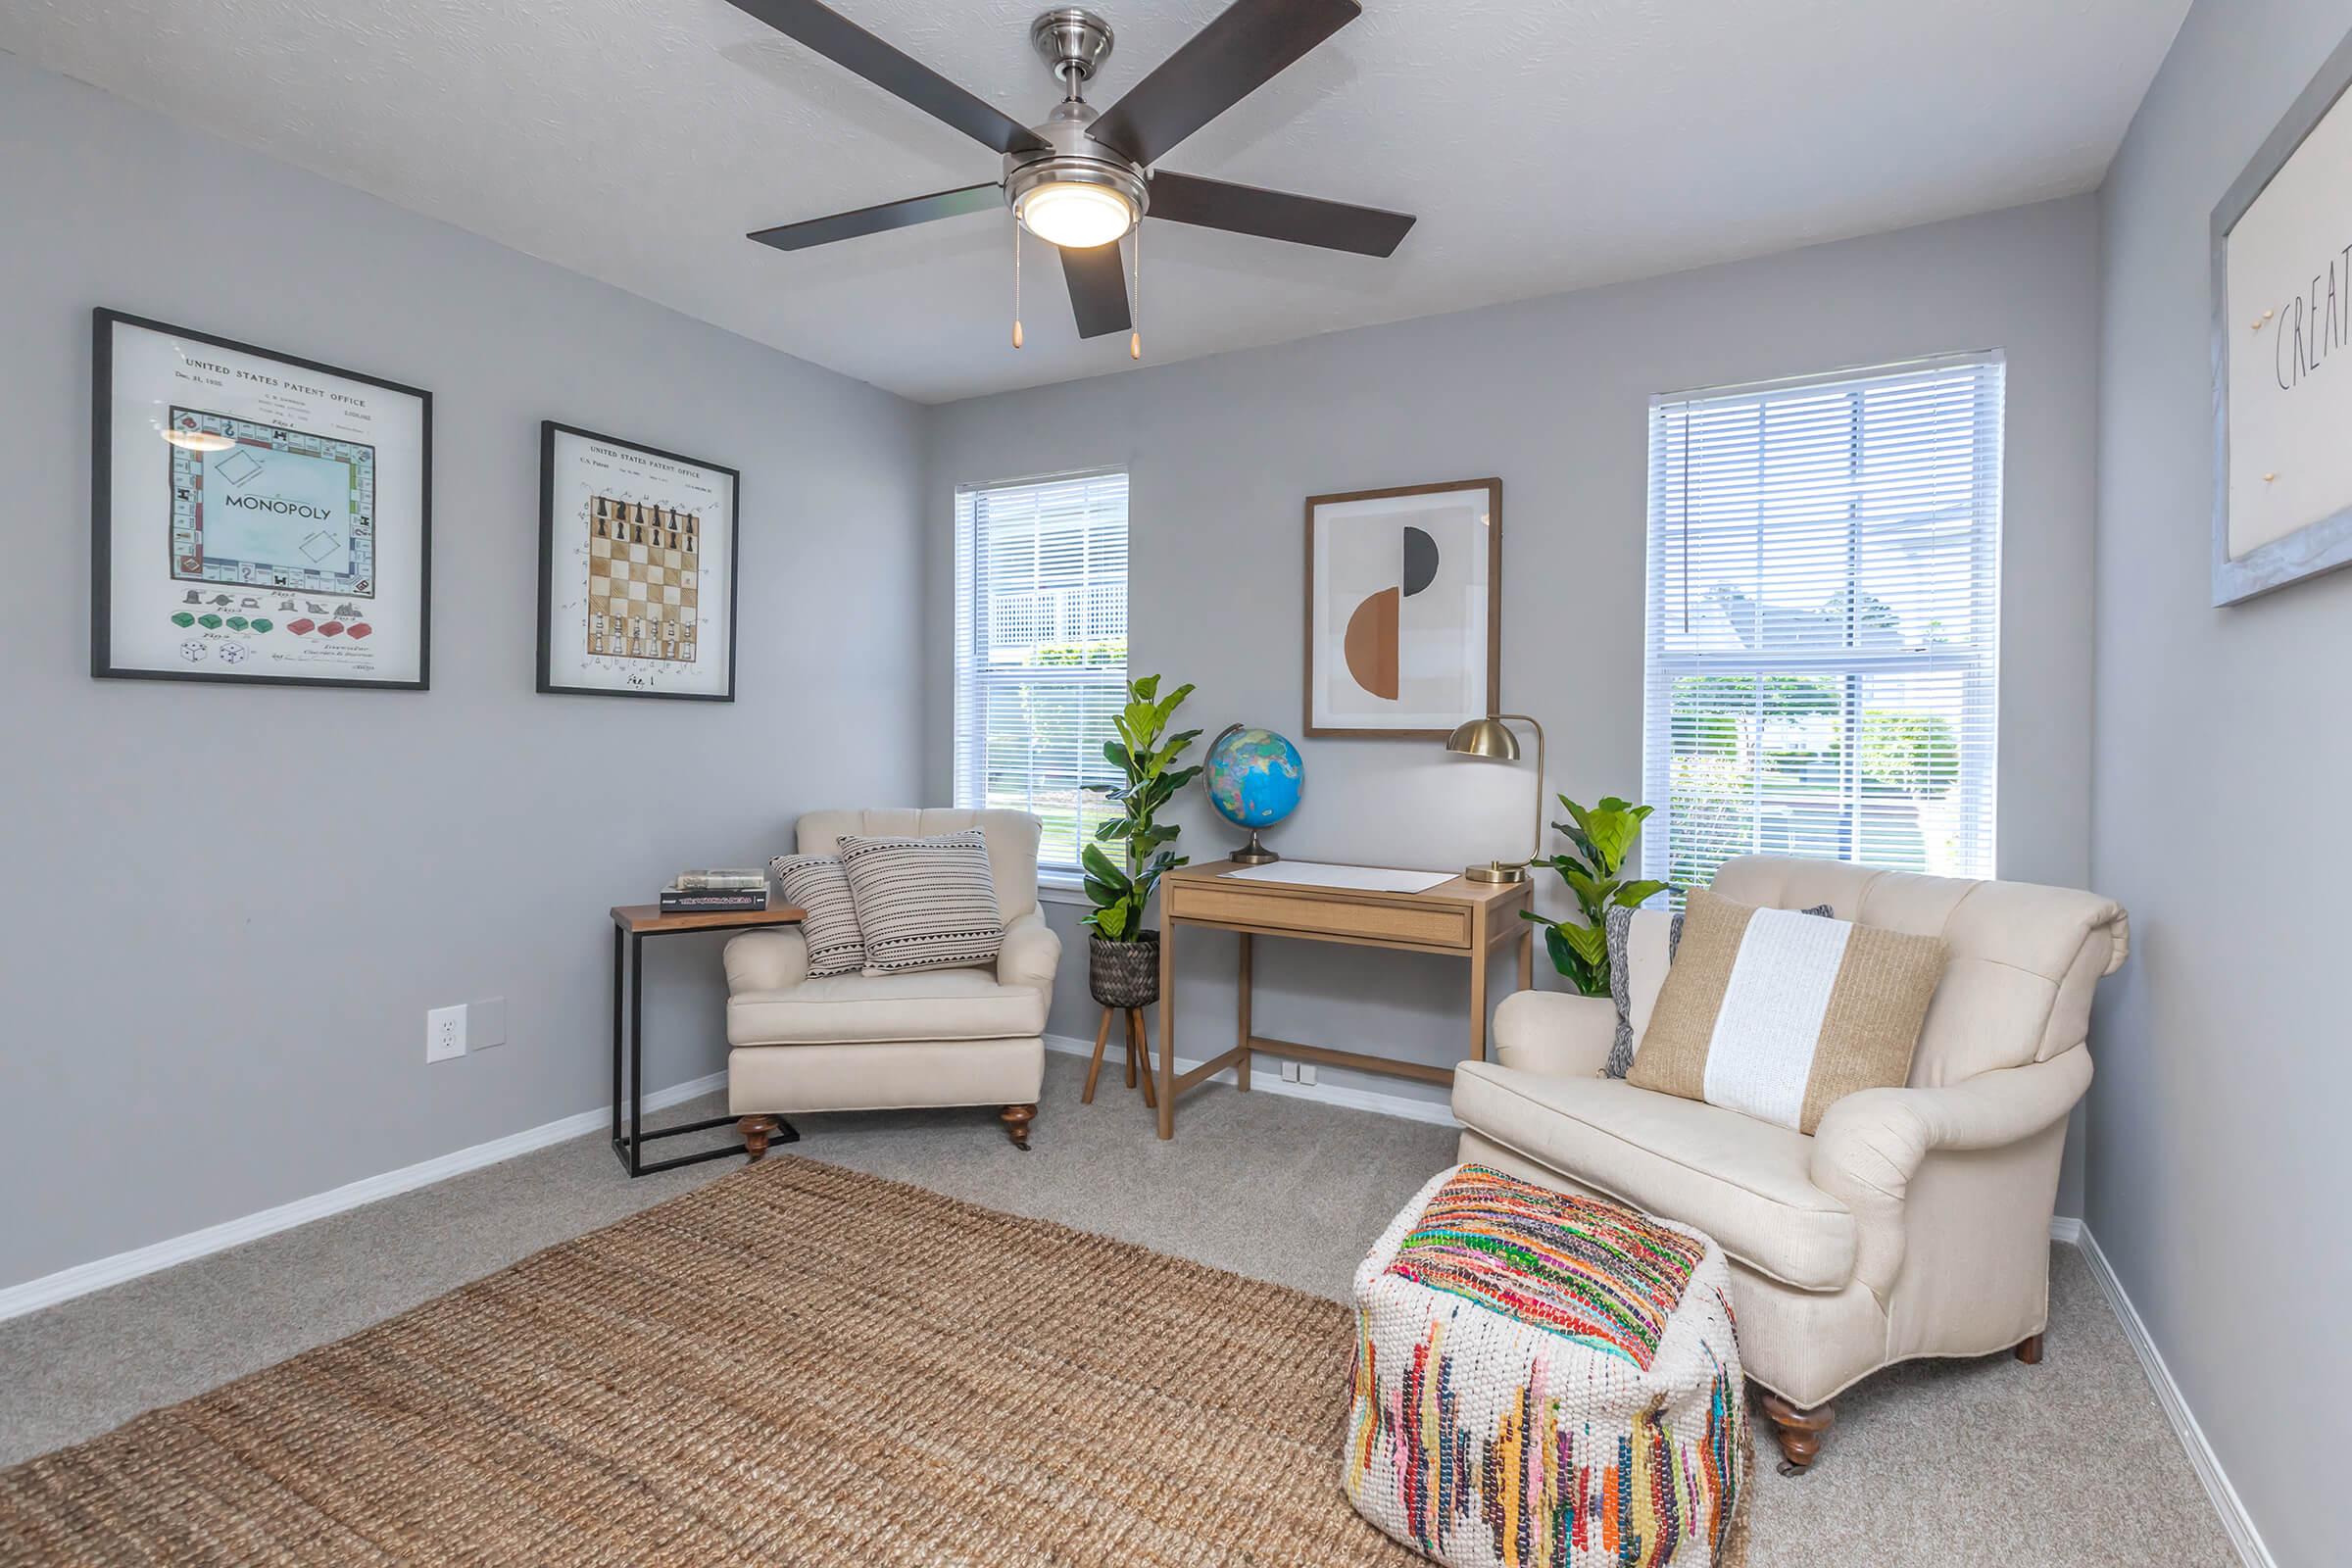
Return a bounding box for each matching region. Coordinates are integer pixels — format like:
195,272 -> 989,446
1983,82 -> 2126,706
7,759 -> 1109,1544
91,309 -> 432,688
537,422 -> 740,701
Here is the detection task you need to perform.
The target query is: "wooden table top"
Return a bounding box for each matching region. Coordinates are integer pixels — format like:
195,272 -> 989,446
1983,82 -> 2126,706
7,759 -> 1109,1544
1161,858 -> 1532,910
610,904 -> 806,935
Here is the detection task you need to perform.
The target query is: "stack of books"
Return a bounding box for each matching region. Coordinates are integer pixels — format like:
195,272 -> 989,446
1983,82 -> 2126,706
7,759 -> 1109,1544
660,869 -> 769,914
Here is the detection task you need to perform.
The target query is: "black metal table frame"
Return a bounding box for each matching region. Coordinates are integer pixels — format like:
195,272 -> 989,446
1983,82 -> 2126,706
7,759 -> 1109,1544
611,920 -> 800,1177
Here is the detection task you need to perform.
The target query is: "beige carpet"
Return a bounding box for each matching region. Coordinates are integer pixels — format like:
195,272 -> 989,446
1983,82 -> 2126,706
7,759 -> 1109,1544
0,1157 -> 1441,1567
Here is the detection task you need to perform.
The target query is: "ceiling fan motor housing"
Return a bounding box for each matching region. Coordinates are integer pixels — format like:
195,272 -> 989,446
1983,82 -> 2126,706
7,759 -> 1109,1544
1004,98 -> 1149,234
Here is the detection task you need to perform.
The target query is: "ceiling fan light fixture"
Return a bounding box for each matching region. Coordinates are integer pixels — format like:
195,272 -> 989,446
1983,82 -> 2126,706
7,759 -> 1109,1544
1015,179 -> 1136,249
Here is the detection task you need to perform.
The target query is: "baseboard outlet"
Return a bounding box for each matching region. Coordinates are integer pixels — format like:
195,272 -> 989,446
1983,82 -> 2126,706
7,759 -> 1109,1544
2069,1223 -> 2276,1568
0,1069 -> 730,1323
1044,1033 -> 1458,1128
2047,1214 -> 2082,1244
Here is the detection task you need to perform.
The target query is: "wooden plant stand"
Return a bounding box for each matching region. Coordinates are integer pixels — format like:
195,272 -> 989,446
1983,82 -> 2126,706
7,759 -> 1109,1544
1080,1005 -> 1159,1110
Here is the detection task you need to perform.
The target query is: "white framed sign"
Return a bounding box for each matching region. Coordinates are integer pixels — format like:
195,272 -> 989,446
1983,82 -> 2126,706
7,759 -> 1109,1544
2213,27 -> 2352,606
536,422 -> 740,701
92,310 -> 431,687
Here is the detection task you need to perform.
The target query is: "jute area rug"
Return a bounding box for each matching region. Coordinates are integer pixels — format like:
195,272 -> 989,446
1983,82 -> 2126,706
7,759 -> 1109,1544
0,1157 -> 1419,1566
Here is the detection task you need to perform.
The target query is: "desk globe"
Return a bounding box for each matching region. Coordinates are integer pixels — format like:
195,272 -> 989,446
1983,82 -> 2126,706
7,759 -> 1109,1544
1204,724 -> 1302,863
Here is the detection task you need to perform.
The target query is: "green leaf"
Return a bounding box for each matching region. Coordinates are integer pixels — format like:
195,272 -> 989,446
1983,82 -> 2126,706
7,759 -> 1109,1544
1103,740 -> 1133,773
1096,819 -> 1131,840
1081,843 -> 1132,892
1612,878 -> 1668,908
1554,918 -> 1606,968
1133,674 -> 1160,702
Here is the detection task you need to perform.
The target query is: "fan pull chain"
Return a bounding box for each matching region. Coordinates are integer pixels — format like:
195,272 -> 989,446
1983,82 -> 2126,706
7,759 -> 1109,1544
1011,220 -> 1024,350
1129,222 -> 1142,361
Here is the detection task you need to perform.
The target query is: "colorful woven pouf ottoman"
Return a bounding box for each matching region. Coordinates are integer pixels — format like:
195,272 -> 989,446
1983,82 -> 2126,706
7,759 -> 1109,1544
1345,1163 -> 1752,1568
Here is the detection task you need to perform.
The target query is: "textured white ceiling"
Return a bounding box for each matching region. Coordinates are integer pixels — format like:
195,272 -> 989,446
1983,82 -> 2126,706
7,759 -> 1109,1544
2,0 -> 2186,404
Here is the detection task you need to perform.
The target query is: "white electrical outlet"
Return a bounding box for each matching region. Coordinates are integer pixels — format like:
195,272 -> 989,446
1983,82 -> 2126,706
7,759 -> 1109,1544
1280,1060 -> 1299,1083
1298,1064 -> 1318,1086
425,1004 -> 467,1063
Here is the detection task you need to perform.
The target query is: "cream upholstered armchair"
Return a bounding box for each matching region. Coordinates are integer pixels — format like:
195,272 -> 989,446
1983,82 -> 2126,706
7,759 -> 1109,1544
723,809 -> 1061,1151
1451,855 -> 2127,1472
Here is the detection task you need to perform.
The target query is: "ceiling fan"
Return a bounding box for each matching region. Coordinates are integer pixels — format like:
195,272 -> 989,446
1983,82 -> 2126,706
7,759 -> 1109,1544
729,0 -> 1415,344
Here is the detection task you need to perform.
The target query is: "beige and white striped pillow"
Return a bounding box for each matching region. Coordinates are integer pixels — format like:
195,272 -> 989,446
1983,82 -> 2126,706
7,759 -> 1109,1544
837,829 -> 1004,974
769,854 -> 864,977
1627,888 -> 1946,1134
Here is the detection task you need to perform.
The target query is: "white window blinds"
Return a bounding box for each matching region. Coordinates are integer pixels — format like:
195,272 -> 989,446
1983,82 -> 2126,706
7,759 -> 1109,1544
1642,354 -> 2003,895
954,469 -> 1130,875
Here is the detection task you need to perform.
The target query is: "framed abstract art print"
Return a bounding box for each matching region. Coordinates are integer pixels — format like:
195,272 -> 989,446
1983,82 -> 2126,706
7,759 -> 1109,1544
1303,478 -> 1500,737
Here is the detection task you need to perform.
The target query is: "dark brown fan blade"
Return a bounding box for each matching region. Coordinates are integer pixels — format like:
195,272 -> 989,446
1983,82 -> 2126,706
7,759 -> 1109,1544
1148,171 -> 1413,257
1060,242 -> 1132,338
724,0 -> 1048,156
1086,0 -> 1360,168
748,183 -> 1003,252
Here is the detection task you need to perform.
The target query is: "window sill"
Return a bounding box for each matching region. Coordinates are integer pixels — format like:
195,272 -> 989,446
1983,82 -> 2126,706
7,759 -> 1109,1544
1037,877 -> 1093,908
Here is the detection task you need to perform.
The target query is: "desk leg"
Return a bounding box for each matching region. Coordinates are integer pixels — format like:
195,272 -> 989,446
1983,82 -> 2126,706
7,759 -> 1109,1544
1519,920 -> 1535,991
1236,933 -> 1252,1092
1156,919 -> 1176,1140
1469,902 -> 1491,1063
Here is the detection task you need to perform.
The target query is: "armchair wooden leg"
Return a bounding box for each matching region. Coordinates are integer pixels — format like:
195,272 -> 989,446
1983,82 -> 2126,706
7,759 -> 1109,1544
1758,1390 -> 1834,1475
2016,1333 -> 2044,1365
1082,1009 -> 1113,1104
737,1114 -> 779,1162
999,1103 -> 1036,1151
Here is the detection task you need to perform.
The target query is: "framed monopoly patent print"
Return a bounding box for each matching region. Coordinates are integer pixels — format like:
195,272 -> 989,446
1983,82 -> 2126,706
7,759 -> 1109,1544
2212,26 -> 2352,605
91,309 -> 432,688
537,422 -> 740,701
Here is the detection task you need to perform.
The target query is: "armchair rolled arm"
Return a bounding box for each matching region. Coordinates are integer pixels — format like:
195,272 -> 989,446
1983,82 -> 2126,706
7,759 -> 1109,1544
1491,991 -> 1616,1078
724,928 -> 810,995
997,908 -> 1062,994
1810,1046 -> 2093,1295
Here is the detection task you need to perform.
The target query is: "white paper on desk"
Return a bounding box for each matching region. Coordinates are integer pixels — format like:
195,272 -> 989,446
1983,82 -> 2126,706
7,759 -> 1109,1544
1221,861 -> 1453,894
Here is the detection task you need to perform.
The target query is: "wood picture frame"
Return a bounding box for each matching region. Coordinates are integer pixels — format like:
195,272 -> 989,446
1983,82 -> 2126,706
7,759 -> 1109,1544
1302,478 -> 1500,739
2211,25 -> 2352,606
536,421 -> 742,702
90,308 -> 432,689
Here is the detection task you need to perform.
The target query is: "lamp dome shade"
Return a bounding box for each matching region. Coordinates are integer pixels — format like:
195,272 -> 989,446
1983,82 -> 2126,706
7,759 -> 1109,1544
1445,717 -> 1520,760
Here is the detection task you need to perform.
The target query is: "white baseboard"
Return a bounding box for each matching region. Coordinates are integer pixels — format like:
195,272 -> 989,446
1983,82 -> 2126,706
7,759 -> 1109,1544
2069,1223 -> 2276,1568
1044,1032 -> 1459,1128
0,1070 -> 729,1323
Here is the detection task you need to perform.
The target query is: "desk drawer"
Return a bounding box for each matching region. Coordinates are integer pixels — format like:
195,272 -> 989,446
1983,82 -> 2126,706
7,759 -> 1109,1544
1170,883 -> 1470,949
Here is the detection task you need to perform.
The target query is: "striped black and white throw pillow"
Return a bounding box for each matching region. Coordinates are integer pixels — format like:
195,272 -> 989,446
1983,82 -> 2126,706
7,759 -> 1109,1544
837,829 -> 1005,974
769,854 -> 865,978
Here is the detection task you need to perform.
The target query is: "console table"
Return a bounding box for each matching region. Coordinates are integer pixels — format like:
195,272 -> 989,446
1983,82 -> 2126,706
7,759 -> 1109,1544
1151,862 -> 1535,1140
609,903 -> 804,1176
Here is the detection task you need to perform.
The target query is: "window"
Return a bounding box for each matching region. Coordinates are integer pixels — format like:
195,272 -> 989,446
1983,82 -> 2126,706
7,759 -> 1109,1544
953,469 -> 1129,877
1642,354 -> 2003,894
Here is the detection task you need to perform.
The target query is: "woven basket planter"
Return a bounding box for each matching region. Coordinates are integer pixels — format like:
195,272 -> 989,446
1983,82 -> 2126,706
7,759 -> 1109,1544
1088,932 -> 1161,1008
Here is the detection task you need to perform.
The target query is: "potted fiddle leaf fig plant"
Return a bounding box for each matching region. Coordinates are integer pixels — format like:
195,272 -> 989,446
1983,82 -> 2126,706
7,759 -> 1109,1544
1523,795 -> 1669,998
1080,674 -> 1201,1007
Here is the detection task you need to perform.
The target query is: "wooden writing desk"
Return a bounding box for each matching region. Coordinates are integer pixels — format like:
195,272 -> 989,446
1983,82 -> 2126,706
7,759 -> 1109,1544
1151,862 -> 1534,1139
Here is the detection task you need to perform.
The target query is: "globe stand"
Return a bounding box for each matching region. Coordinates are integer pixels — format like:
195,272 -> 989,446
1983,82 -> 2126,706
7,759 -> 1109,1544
1230,829 -> 1279,865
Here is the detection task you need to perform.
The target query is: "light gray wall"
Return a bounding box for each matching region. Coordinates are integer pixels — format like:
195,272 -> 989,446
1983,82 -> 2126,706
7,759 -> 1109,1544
0,55 -> 926,1291
2090,4 -> 2351,1562
924,195 -> 2105,1214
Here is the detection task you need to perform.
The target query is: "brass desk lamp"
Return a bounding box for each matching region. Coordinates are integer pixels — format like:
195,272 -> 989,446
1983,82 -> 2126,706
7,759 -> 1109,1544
1445,713 -> 1544,884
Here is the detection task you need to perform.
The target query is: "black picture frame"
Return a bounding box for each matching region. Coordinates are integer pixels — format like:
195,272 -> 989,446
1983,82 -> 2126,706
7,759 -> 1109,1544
90,308 -> 433,690
536,421 -> 742,702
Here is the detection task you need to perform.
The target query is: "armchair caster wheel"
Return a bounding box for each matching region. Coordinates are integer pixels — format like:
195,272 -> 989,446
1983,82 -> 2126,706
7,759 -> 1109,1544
1759,1390 -> 1833,1474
